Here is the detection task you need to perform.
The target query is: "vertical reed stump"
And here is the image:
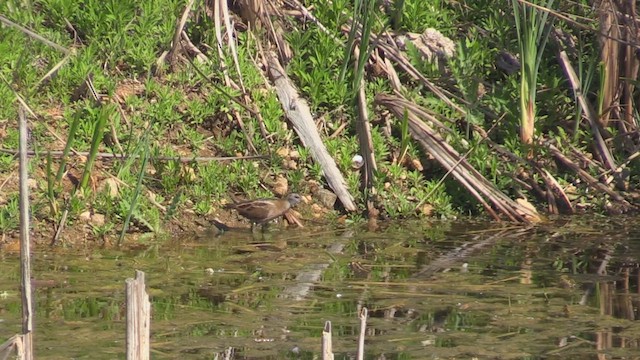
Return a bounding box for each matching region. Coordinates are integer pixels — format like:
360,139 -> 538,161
357,307 -> 368,360
19,106 -> 33,360
321,321 -> 333,360
126,270 -> 150,360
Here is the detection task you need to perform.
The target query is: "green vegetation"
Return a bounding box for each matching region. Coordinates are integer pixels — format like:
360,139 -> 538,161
1,0 -> 639,243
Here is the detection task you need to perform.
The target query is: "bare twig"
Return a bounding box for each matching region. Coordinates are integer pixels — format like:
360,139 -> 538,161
180,31 -> 209,63
35,50 -> 75,89
0,149 -> 267,162
0,15 -> 70,54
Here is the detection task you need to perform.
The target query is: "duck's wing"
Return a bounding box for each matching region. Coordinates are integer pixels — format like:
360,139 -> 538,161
233,200 -> 277,222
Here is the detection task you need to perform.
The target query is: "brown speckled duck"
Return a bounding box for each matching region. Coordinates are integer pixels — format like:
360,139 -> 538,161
224,193 -> 302,226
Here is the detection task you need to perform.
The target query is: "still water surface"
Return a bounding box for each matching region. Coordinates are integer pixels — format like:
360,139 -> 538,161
1,217 -> 640,359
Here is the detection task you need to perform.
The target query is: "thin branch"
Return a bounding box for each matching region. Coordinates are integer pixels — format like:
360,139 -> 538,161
0,15 -> 70,54
0,149 -> 268,162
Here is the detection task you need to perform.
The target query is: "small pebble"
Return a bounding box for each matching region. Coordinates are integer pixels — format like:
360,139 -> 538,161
351,154 -> 364,169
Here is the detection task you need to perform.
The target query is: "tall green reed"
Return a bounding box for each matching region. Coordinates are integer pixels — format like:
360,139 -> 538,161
512,0 -> 554,145
118,120 -> 153,245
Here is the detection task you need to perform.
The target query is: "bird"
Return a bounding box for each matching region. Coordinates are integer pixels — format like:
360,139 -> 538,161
224,193 -> 302,227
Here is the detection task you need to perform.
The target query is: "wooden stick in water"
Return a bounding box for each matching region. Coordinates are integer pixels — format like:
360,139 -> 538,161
322,321 -> 333,360
357,307 -> 368,360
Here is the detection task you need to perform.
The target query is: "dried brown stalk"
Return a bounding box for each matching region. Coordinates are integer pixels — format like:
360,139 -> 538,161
556,44 -> 618,172
376,93 -> 540,223
547,142 -> 633,210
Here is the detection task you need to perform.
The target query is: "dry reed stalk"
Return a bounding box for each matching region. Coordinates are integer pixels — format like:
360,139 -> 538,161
547,142 -> 634,211
213,0 -> 264,155
166,0 -> 196,67
376,93 -> 540,223
555,46 -> 617,173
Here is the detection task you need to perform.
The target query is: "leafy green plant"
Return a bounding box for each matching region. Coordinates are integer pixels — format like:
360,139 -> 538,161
399,0 -> 455,32
0,195 -> 19,233
287,28 -> 349,112
398,109 -> 411,164
90,222 -> 114,242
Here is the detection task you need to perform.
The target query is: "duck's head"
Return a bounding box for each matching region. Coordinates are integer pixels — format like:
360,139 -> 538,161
286,193 -> 302,207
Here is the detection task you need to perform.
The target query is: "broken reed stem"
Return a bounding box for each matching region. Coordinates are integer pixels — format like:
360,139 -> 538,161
126,271 -> 150,360
321,321 -> 334,360
0,335 -> 25,359
266,51 -> 356,210
357,307 -> 368,360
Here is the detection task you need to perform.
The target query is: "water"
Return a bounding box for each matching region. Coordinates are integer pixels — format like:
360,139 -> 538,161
1,217 -> 639,359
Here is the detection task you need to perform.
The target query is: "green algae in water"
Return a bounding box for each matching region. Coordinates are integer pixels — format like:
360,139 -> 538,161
1,218 -> 640,359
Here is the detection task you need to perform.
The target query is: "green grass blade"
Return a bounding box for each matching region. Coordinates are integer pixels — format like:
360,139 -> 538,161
56,110 -> 81,183
80,105 -> 109,190
118,121 -> 153,245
